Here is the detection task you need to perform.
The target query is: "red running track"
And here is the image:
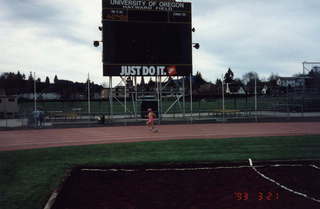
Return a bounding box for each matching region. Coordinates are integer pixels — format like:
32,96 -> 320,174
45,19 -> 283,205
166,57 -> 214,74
0,122 -> 320,151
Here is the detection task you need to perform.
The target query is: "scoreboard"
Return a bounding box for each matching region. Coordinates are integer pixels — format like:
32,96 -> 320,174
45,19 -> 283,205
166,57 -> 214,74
102,1 -> 191,23
102,0 -> 192,76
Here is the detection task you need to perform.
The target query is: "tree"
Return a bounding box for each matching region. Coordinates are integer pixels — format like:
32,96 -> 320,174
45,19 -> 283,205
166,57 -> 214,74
215,78 -> 222,86
266,73 -> 281,95
242,72 -> 261,94
309,66 -> 320,78
54,75 -> 58,84
196,83 -> 215,97
0,72 -> 29,94
224,68 -> 234,83
147,78 -> 155,88
268,73 -> 279,87
193,72 -> 207,90
45,76 -> 50,85
28,72 -> 34,82
17,71 -> 24,81
242,72 -> 258,85
308,66 -> 320,89
140,76 -> 145,86
213,79 -> 223,96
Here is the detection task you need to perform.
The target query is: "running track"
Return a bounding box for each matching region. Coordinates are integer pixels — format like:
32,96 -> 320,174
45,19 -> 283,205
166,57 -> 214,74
0,122 -> 320,151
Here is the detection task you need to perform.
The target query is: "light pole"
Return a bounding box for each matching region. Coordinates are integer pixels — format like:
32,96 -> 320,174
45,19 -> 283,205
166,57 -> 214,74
87,73 -> 91,115
33,72 -> 38,128
191,42 -> 200,122
254,73 -> 258,121
34,72 -> 37,112
222,74 -> 225,121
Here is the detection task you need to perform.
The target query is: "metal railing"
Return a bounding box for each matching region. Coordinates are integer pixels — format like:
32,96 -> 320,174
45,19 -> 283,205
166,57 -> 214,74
1,94 -> 320,129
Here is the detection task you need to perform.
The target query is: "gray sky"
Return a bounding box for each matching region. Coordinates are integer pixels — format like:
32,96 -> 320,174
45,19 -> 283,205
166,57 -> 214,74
0,0 -> 319,84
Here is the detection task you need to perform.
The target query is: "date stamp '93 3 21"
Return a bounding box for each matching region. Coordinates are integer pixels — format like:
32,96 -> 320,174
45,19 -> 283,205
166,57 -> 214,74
234,192 -> 280,201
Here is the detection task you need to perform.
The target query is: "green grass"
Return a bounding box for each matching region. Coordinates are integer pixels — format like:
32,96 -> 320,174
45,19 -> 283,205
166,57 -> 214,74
1,135 -> 320,209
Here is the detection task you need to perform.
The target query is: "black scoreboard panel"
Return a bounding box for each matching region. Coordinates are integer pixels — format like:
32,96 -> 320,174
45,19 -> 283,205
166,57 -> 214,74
103,22 -> 191,64
102,0 -> 192,76
103,9 -> 191,23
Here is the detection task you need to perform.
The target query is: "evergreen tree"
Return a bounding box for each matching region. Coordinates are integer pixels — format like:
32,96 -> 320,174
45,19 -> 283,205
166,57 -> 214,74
28,72 -> 34,81
54,75 -> 58,84
141,76 -> 145,86
148,78 -> 155,87
17,71 -> 24,81
45,76 -> 50,85
224,68 -> 234,83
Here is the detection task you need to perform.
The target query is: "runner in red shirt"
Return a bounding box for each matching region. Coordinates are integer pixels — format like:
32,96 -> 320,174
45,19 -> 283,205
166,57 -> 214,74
146,108 -> 158,132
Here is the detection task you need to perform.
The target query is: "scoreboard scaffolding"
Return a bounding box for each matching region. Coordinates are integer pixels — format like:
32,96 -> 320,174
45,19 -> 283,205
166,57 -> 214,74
102,0 -> 192,76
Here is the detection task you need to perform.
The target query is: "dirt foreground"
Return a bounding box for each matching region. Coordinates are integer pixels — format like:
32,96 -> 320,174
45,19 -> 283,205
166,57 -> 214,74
51,161 -> 320,209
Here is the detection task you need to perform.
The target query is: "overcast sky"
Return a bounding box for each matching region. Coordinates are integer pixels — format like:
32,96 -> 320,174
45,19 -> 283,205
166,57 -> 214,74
0,0 -> 319,84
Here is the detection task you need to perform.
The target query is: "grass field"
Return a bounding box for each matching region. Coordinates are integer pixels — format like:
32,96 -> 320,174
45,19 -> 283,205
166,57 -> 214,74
1,135 -> 320,209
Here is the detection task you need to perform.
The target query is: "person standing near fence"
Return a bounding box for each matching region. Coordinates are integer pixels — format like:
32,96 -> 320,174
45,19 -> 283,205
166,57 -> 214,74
32,110 -> 39,128
39,110 -> 45,128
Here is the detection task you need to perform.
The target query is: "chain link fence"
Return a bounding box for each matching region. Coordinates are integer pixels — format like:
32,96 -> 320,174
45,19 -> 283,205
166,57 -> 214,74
1,91 -> 320,129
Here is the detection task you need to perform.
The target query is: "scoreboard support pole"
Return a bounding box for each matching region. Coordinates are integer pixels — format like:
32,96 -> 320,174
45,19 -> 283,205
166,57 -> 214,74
159,76 -> 162,123
190,73 -> 193,123
134,77 -> 138,121
222,75 -> 225,121
124,78 -> 127,114
109,76 -> 113,121
156,75 -> 161,125
106,75 -> 189,124
183,76 -> 186,118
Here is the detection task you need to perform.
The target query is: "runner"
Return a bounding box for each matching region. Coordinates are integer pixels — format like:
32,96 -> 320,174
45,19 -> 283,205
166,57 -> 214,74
146,108 -> 158,132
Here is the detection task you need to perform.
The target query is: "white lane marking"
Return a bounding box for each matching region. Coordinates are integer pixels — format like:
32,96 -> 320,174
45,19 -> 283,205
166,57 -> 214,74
249,159 -> 320,204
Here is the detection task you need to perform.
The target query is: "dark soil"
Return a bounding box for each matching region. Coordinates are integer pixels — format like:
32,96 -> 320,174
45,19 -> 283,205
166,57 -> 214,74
51,161 -> 320,209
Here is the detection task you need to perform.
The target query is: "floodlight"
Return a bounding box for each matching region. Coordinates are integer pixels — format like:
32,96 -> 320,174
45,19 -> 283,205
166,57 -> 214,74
93,41 -> 100,47
193,43 -> 200,49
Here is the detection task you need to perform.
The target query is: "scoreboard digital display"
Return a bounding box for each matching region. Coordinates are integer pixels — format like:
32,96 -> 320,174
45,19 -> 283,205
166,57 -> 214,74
102,0 -> 192,76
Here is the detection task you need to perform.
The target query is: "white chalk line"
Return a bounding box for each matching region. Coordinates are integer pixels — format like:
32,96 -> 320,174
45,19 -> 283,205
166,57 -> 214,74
80,164 -> 319,173
81,162 -> 320,204
310,164 -> 320,170
249,159 -> 320,204
82,168 -> 136,172
81,166 -> 250,173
